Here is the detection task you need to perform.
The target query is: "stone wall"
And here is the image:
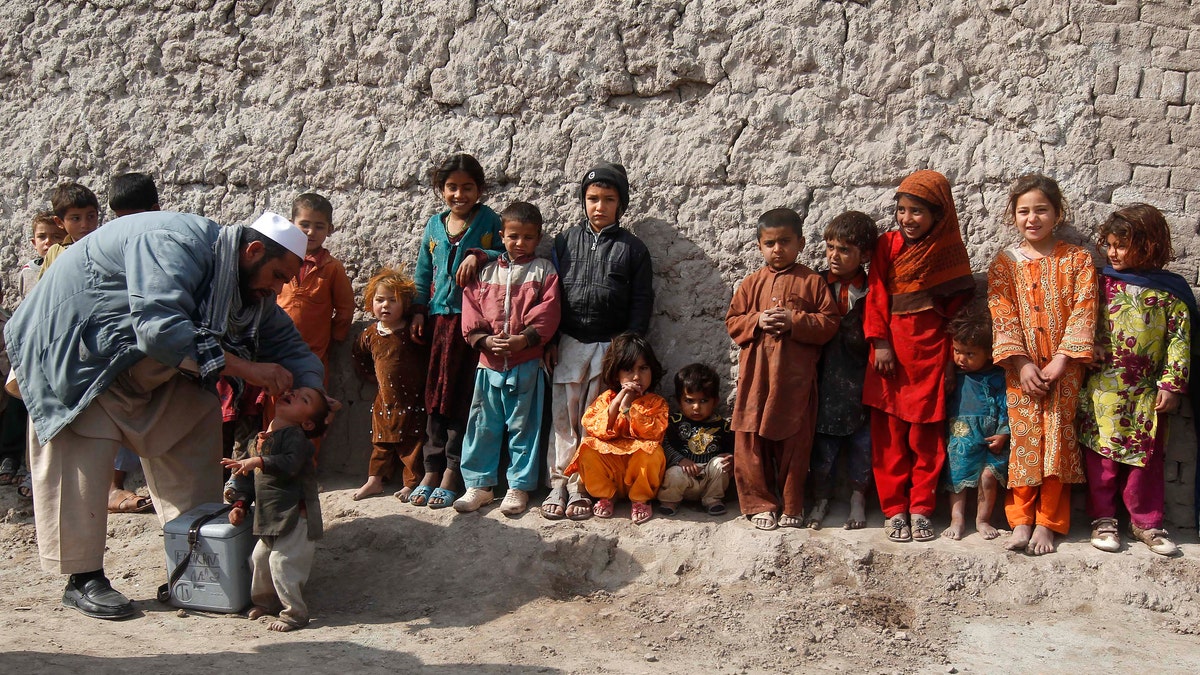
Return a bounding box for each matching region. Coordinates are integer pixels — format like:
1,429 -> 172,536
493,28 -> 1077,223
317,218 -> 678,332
0,0 -> 1197,525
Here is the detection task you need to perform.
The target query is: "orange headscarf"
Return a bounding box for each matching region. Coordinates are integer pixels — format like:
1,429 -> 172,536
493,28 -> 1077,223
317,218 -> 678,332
887,170 -> 974,314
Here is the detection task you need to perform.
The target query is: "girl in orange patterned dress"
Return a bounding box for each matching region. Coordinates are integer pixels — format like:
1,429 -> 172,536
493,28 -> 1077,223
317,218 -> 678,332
565,332 -> 669,525
987,174 -> 1096,556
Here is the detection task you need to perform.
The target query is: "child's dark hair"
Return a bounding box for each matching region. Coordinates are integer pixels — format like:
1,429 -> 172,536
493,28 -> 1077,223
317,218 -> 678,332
948,303 -> 993,351
757,208 -> 804,239
823,211 -> 878,253
500,201 -> 543,236
1003,173 -> 1068,229
292,192 -> 334,224
363,267 -> 417,314
895,191 -> 943,224
304,392 -> 332,439
51,182 -> 99,218
674,363 -> 719,401
30,211 -> 58,236
430,153 -> 486,193
108,173 -> 159,213
601,332 -> 664,393
1098,203 -> 1173,270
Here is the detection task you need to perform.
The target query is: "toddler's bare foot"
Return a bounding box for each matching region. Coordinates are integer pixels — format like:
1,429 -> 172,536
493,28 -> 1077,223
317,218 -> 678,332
976,519 -> 1001,540
1005,524 -> 1032,551
247,605 -> 269,620
353,476 -> 384,501
845,491 -> 867,530
806,499 -> 829,529
942,516 -> 966,540
267,620 -> 298,632
393,486 -> 414,502
1026,525 -> 1057,555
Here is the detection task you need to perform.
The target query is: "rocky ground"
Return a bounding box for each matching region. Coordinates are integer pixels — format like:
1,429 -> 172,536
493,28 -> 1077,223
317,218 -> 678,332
2,473 -> 1200,674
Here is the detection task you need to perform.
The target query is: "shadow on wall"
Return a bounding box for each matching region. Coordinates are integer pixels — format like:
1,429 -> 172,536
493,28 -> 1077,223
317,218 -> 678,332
636,218 -> 735,392
3,645 -> 560,675
307,513 -> 644,630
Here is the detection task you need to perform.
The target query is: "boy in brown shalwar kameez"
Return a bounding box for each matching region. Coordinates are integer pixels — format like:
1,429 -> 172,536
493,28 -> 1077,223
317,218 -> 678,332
726,208 -> 840,530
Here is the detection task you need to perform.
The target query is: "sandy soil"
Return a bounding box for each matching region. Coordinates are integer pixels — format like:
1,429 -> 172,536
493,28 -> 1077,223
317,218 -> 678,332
2,474 -> 1200,674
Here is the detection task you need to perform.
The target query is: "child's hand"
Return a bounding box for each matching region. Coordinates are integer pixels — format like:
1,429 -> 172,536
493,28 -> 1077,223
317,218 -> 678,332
1155,389 -> 1181,413
678,458 -> 701,477
410,313 -> 426,344
543,343 -> 559,373
489,333 -> 529,357
715,453 -> 734,475
1018,362 -> 1049,398
873,340 -> 896,378
229,506 -> 245,527
1040,354 -> 1070,383
455,254 -> 480,288
774,308 -> 793,335
985,433 -> 1010,454
220,456 -> 260,476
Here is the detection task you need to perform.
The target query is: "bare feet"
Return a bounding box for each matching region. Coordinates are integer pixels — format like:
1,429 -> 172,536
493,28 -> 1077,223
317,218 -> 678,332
247,605 -> 269,620
806,499 -> 829,530
267,620 -> 298,632
845,490 -> 867,530
1026,525 -> 1057,555
393,486 -> 414,502
942,516 -> 966,540
976,518 -> 1001,540
1006,524 -> 1032,551
353,475 -> 384,501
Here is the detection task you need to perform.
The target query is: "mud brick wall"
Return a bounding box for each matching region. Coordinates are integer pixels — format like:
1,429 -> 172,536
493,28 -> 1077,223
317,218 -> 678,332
0,0 -> 1197,526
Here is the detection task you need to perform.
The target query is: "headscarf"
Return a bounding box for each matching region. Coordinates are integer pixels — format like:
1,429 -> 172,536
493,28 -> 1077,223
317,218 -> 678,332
886,169 -> 975,314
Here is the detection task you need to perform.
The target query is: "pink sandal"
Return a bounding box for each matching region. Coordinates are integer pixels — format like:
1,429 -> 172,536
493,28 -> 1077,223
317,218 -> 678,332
631,501 -> 652,525
592,498 -> 614,518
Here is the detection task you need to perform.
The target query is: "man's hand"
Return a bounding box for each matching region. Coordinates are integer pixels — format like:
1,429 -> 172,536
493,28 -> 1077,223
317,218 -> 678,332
222,353 -> 293,396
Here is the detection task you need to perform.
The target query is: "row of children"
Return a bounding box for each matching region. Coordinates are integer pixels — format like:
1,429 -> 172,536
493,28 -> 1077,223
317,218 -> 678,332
340,154 -> 1190,561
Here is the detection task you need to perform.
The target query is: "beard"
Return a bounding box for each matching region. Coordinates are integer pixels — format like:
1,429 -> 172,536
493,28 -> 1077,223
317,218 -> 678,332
238,257 -> 268,305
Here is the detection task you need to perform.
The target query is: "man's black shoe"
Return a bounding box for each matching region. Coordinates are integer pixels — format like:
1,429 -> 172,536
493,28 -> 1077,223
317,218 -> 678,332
62,573 -> 135,619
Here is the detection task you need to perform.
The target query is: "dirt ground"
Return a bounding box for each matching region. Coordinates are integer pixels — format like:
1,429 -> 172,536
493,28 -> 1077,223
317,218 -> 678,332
3,473 -> 1200,674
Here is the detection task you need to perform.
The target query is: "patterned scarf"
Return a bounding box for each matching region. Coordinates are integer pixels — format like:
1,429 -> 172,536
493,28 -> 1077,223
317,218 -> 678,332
195,224 -> 265,386
887,170 -> 975,314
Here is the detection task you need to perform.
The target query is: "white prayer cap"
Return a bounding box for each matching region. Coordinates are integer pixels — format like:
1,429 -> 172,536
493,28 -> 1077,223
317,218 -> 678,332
249,211 -> 307,259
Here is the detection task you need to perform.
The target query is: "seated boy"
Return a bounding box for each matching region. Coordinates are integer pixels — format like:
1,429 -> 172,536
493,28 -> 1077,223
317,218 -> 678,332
223,387 -> 330,632
657,363 -> 734,516
725,208 -> 840,530
808,211 -> 878,530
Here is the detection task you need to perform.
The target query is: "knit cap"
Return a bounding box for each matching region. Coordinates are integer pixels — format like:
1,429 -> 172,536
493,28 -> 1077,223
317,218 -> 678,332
579,162 -> 630,215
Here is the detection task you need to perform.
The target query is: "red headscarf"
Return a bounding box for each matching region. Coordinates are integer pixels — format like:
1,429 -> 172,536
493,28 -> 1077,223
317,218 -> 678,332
887,170 -> 974,314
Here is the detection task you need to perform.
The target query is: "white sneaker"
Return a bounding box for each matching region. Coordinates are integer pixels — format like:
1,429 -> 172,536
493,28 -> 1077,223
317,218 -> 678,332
452,487 -> 494,513
498,489 -> 529,516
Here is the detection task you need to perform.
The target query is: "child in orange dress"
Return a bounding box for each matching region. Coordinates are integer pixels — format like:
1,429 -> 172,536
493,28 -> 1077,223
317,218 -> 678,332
565,332 -> 668,525
988,174 -> 1096,556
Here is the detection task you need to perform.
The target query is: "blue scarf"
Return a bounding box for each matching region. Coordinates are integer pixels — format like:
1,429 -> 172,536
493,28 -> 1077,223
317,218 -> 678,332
1100,266 -> 1200,528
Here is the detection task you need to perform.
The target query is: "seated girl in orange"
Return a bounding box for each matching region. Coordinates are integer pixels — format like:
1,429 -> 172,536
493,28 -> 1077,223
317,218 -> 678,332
566,332 -> 669,525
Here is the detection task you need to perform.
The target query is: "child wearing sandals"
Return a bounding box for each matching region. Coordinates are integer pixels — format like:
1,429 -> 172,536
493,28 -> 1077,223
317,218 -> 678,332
1079,204 -> 1191,556
726,208 -> 840,531
543,162 -> 655,520
941,305 -> 1009,541
565,332 -> 668,524
656,363 -> 735,517
351,268 -> 429,502
453,202 -> 561,516
988,174 -> 1095,556
808,211 -> 878,531
409,154 -> 504,509
863,170 -> 974,543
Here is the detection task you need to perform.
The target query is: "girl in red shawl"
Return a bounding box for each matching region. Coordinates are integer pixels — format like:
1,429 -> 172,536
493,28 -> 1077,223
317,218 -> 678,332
863,170 -> 974,542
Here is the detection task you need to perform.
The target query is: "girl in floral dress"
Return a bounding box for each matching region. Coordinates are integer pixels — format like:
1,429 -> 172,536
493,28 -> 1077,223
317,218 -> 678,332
988,174 -> 1096,556
1079,204 -> 1191,556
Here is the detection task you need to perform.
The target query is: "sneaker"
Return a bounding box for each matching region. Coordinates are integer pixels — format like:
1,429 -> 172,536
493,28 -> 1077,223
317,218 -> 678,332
62,572 -> 135,620
1089,517 -> 1120,552
452,487 -> 494,513
498,489 -> 529,516
1131,524 -> 1178,556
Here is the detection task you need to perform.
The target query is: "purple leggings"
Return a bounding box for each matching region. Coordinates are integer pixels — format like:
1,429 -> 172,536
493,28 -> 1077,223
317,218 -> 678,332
1084,426 -> 1165,530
